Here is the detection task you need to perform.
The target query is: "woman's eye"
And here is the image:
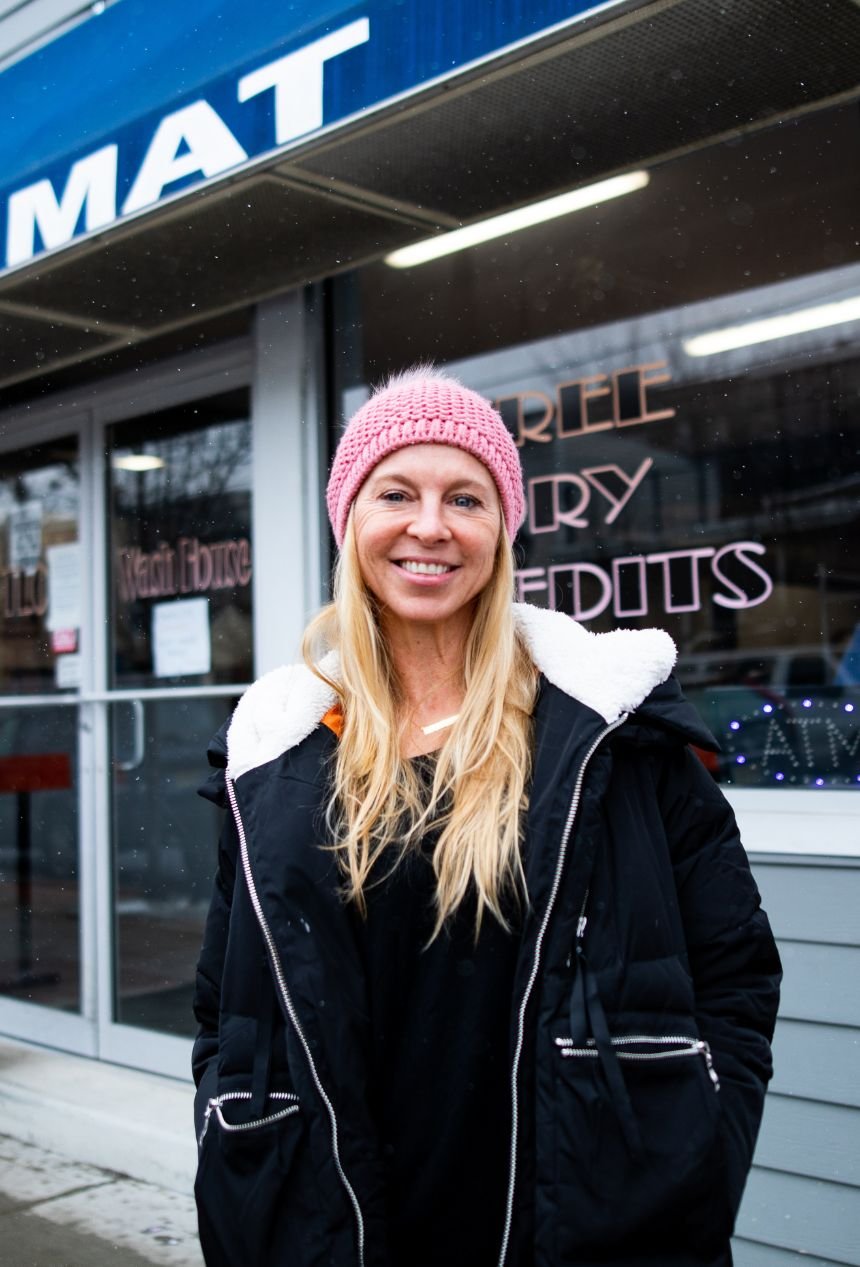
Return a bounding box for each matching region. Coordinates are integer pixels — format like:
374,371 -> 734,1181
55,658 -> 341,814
381,490 -> 407,503
452,494 -> 478,509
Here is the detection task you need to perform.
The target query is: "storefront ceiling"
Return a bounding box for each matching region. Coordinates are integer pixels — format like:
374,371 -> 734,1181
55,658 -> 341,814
1,0 -> 859,393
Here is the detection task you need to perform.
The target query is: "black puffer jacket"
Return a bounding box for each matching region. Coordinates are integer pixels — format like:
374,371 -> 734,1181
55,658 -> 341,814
192,604 -> 781,1267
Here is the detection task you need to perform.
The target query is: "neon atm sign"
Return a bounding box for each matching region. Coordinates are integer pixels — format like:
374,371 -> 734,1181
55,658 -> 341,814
3,19 -> 370,270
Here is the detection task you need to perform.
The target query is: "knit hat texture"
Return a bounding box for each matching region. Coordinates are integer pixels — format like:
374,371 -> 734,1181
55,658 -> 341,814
326,371 -> 525,546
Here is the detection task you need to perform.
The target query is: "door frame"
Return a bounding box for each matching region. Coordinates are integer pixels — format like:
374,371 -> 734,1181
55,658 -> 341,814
92,339 -> 255,1079
0,291 -> 328,1080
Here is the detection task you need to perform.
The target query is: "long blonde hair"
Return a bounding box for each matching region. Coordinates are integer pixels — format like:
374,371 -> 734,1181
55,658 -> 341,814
302,517 -> 538,938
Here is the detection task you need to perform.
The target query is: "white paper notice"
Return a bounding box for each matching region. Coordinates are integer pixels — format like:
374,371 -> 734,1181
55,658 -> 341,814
153,597 -> 211,678
55,653 -> 82,690
9,502 -> 42,572
46,542 -> 81,631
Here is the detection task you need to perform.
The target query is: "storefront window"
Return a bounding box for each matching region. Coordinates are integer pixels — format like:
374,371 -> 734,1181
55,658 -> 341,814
0,439 -> 80,1010
107,390 -> 253,688
107,390 -> 252,1034
480,281 -> 858,790
111,696 -> 232,1036
335,105 -> 859,791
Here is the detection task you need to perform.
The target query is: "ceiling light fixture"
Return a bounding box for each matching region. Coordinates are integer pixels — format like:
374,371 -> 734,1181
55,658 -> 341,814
683,295 -> 860,357
112,453 -> 165,471
384,170 -> 651,269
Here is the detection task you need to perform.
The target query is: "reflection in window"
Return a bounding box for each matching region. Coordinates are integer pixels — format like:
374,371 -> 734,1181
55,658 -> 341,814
0,707 -> 79,1011
0,438 -> 80,696
107,390 -> 253,688
111,696 -> 231,1036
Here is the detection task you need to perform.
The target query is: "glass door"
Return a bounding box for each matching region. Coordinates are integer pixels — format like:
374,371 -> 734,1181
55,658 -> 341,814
0,429 -> 93,1051
99,388 -> 253,1073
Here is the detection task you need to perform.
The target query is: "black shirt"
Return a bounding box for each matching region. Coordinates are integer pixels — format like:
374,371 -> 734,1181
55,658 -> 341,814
352,760 -> 522,1267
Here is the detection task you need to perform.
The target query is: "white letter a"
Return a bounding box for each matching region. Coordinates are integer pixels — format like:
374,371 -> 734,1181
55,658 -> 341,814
123,101 -> 247,215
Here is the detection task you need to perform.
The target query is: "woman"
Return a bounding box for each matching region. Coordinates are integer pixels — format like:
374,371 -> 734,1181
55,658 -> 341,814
192,368 -> 781,1267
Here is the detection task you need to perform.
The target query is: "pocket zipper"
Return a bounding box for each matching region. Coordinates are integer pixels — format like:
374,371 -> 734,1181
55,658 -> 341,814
199,1089 -> 300,1146
554,1034 -> 720,1089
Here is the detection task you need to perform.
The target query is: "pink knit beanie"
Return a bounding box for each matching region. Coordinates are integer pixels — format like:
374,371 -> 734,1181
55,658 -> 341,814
326,369 -> 525,546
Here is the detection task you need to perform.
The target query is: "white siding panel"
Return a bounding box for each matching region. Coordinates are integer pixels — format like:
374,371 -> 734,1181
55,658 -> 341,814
733,1239 -> 846,1267
777,942 -> 860,1027
770,1021 -> 860,1108
753,862 -> 860,946
736,1169 -> 860,1264
755,1095 -> 860,1186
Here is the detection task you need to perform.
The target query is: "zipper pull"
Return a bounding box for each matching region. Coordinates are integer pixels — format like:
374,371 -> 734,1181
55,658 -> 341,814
576,887 -> 590,940
698,1041 -> 720,1091
198,1098 -> 215,1148
566,890 -> 590,966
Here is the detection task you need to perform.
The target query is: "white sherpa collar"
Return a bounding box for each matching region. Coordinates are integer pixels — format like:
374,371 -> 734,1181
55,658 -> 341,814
227,649 -> 339,781
226,605 -> 676,780
510,603 -> 676,726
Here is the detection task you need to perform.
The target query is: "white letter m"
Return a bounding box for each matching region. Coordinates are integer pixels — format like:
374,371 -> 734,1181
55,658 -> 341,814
6,144 -> 117,267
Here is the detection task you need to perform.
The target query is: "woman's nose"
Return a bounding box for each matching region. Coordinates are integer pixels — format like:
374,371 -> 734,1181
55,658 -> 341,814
407,496 -> 451,540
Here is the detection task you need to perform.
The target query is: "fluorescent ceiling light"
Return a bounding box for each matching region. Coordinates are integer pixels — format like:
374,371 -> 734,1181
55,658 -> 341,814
113,453 -> 165,471
683,295 -> 860,357
384,171 -> 651,269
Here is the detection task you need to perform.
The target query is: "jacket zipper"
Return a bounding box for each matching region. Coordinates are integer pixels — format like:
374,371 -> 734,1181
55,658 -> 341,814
226,775 -> 366,1267
553,1034 -> 721,1089
199,1090 -> 300,1147
497,714 -> 627,1267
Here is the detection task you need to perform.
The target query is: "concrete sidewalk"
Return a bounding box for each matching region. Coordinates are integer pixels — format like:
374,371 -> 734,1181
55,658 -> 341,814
0,1037 -> 203,1267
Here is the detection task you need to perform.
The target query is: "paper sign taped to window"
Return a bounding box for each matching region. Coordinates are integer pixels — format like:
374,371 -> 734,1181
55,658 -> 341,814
46,542 -> 81,631
56,653 -> 82,689
152,597 -> 211,678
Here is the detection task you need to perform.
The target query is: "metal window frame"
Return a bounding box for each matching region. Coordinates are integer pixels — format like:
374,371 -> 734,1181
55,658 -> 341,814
728,788 -> 859,859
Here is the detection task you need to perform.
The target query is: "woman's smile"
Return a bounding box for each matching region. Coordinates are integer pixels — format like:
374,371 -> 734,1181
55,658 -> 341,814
396,559 -> 456,575
392,557 -> 459,581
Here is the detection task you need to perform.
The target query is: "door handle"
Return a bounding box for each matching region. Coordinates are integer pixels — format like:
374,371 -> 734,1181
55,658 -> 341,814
116,699 -> 145,772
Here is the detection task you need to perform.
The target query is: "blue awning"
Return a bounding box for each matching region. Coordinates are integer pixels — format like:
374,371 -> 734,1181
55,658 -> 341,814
0,0 -> 856,395
1,0 -> 615,273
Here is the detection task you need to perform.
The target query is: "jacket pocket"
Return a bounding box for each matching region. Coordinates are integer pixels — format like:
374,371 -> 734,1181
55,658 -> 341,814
552,1031 -> 728,1260
555,1032 -> 720,1085
195,1089 -> 308,1267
